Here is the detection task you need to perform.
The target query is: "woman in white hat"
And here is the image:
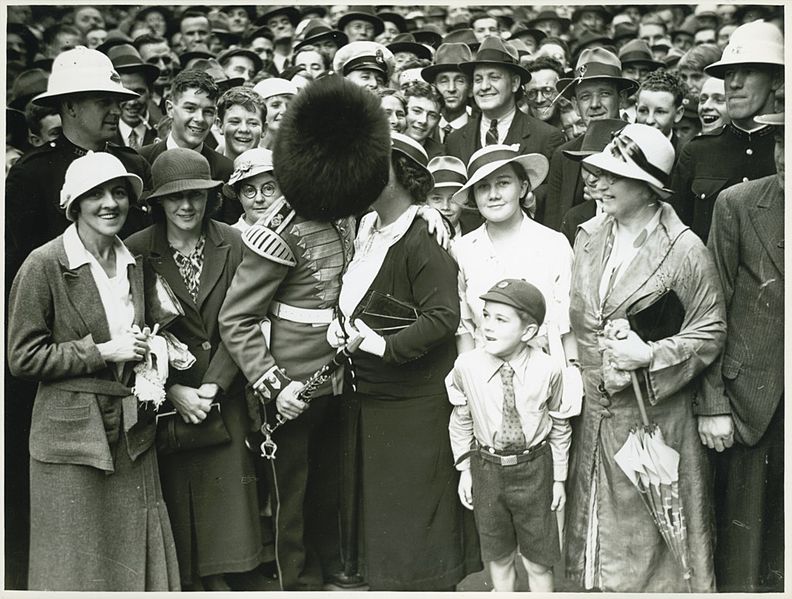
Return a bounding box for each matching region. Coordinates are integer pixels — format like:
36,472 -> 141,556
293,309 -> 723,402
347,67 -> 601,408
125,148 -> 266,591
565,123 -> 725,592
453,144 -> 579,392
328,133 -> 480,590
225,147 -> 282,232
7,152 -> 180,590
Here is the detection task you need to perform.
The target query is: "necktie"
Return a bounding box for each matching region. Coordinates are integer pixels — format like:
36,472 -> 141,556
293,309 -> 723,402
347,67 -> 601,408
486,118 -> 499,146
442,124 -> 453,143
128,128 -> 140,150
497,363 -> 526,450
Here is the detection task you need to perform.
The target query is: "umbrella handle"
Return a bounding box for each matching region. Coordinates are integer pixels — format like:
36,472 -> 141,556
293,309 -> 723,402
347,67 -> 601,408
630,370 -> 650,427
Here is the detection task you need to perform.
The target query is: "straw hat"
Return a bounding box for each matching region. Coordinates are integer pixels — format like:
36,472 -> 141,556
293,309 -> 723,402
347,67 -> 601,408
582,123 -> 675,198
228,148 -> 275,186
454,144 -> 549,200
391,132 -> 431,178
146,148 -> 222,202
60,151 -> 143,221
704,20 -> 784,79
33,46 -> 139,107
428,155 -> 468,189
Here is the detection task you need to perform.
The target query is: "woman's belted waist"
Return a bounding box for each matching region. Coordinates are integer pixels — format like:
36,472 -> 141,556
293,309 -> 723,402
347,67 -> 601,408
49,377 -> 139,431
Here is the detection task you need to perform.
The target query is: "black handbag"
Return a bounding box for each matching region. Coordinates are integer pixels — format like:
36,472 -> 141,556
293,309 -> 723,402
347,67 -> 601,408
353,289 -> 418,335
155,402 -> 231,455
626,288 -> 685,343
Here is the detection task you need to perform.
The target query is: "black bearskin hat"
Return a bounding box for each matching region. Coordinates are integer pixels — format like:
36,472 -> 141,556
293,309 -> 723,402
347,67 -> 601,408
273,76 -> 391,221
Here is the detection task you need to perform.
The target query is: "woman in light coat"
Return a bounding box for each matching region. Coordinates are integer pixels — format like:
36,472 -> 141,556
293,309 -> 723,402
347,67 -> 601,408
564,124 -> 726,592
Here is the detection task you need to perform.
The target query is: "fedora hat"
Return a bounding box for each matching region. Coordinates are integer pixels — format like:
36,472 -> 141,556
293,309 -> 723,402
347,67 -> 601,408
563,119 -> 627,160
8,68 -> 49,110
180,47 -> 216,67
243,25 -> 274,43
571,5 -> 613,25
294,20 -> 348,52
376,11 -> 408,34
454,144 -> 549,201
135,5 -> 173,26
146,148 -> 222,202
613,22 -> 639,43
337,7 -> 385,38
189,58 -> 245,91
618,39 -> 664,69
582,123 -> 674,198
571,30 -> 616,59
96,30 -> 134,55
387,33 -> 433,61
107,44 -> 161,85
442,28 -> 480,51
556,48 -> 639,98
704,20 -> 784,79
256,6 -> 301,28
413,27 -> 443,51
60,151 -> 144,221
527,10 -> 570,31
33,46 -> 139,107
510,23 -> 547,45
391,132 -> 432,179
217,47 -> 263,75
428,155 -> 468,190
421,43 -> 473,82
459,36 -> 531,85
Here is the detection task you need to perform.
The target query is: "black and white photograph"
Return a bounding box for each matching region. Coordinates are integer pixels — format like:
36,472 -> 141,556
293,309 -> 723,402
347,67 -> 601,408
3,1 -> 786,594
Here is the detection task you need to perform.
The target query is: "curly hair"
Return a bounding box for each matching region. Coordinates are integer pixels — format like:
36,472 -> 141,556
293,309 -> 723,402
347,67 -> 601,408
677,43 -> 722,73
392,153 -> 434,203
217,85 -> 266,122
402,80 -> 443,109
638,69 -> 687,107
525,56 -> 565,78
169,69 -> 220,103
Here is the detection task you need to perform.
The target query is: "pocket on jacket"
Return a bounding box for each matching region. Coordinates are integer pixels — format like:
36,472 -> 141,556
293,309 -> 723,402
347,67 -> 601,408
50,405 -> 91,422
691,177 -> 729,203
722,355 -> 741,380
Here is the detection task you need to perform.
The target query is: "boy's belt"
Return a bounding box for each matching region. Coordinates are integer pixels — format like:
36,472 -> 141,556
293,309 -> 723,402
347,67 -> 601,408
269,300 -> 334,325
455,439 -> 548,467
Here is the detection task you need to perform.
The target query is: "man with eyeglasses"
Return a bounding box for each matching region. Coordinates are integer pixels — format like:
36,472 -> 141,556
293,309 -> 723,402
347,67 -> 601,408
523,56 -> 565,129
135,34 -> 179,112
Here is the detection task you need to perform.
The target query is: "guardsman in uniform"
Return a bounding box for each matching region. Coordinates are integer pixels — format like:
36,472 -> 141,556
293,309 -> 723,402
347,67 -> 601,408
670,20 -> 783,243
6,46 -> 151,283
219,77 -> 392,591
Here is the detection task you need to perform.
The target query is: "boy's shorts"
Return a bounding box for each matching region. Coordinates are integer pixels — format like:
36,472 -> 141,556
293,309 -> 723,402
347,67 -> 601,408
470,442 -> 560,567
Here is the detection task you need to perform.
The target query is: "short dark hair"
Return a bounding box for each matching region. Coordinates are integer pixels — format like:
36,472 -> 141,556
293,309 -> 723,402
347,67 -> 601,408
217,86 -> 266,122
293,47 -> 331,71
392,153 -> 433,203
133,33 -> 168,50
402,80 -> 443,109
43,24 -> 82,46
71,179 -> 135,221
25,101 -> 58,136
639,69 -> 687,107
525,56 -> 565,78
640,14 -> 667,32
538,36 -> 569,56
180,10 -> 209,26
170,69 -> 220,103
677,43 -> 722,72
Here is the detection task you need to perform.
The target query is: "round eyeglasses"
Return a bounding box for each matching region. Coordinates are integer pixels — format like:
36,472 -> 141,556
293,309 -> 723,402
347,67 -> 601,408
240,182 -> 278,199
525,86 -> 558,101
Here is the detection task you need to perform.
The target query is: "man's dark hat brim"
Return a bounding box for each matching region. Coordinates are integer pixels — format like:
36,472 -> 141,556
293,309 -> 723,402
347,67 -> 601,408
620,53 -> 664,70
8,68 -> 49,110
557,64 -> 639,98
413,28 -> 443,50
387,41 -> 433,61
294,27 -> 348,52
244,26 -> 274,43
526,11 -> 571,30
97,32 -> 134,55
511,25 -> 547,44
219,5 -> 257,19
217,48 -> 263,74
256,6 -> 301,27
460,55 -> 531,85
180,50 -> 216,67
273,77 -> 391,221
376,11 -> 407,33
571,5 -> 613,24
136,6 -> 173,24
564,118 -> 627,159
337,12 -> 385,37
421,43 -> 473,82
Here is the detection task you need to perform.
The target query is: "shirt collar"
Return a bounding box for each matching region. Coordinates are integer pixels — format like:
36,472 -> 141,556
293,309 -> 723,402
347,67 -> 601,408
63,223 -> 136,271
481,105 -> 516,131
166,133 -> 202,152
483,345 -> 532,384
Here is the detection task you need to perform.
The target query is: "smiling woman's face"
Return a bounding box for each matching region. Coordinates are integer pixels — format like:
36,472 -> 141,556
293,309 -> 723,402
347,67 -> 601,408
473,163 -> 528,224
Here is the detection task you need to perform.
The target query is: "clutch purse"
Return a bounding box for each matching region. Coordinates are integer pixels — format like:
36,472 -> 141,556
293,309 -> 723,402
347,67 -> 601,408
155,402 -> 231,455
145,270 -> 184,330
353,290 -> 418,335
626,289 -> 685,343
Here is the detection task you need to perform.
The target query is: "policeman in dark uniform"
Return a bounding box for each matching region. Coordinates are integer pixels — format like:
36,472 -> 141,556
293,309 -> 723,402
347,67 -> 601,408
6,46 -> 152,282
670,20 -> 783,243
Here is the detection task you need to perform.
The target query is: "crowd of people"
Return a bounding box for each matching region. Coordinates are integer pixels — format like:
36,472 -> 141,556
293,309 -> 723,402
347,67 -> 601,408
4,3 -> 785,594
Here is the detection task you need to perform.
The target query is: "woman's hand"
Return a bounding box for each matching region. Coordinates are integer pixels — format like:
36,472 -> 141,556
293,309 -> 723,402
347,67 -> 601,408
417,205 -> 450,250
551,481 -> 566,511
197,383 -> 220,401
275,381 -> 308,420
457,469 -> 473,510
167,384 -> 212,424
326,318 -> 346,349
351,319 -> 386,357
601,330 -> 652,371
97,330 -> 150,363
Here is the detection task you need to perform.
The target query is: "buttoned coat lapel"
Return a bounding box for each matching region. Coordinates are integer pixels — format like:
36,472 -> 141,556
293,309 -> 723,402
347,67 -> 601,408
196,221 -> 230,313
120,256 -> 145,385
748,178 -> 784,277
58,250 -> 111,345
146,223 -> 199,318
503,109 -> 530,147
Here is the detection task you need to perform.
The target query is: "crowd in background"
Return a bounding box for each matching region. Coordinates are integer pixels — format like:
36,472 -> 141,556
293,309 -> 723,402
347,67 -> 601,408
4,3 -> 785,594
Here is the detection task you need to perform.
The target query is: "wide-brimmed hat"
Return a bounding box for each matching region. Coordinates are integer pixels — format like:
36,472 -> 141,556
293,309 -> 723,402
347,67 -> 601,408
96,30 -> 134,55
670,15 -> 697,40
613,22 -> 639,43
217,47 -> 263,75
107,44 -> 161,85
243,25 -> 274,43
428,155 -> 467,190
442,28 -> 480,51
704,20 -> 784,79
376,11 -> 407,34
189,58 -> 245,91
527,10 -> 571,31
391,132 -> 432,180
510,23 -> 547,45
332,41 -> 394,80
337,7 -> 385,38
210,13 -> 242,45
8,68 -> 49,110
459,36 -> 531,85
582,123 -> 674,198
60,151 -> 144,221
256,6 -> 301,28
454,144 -> 549,201
571,5 -> 613,25
180,47 -> 216,67
223,147 -> 276,198
294,20 -> 348,52
135,5 -> 173,26
253,77 -> 298,100
146,148 -> 222,201
571,30 -> 616,59
413,27 -> 443,50
387,33 -> 433,61
421,43 -> 473,83
563,119 -> 627,160
33,46 -> 139,107
556,48 -> 639,98
618,39 -> 664,69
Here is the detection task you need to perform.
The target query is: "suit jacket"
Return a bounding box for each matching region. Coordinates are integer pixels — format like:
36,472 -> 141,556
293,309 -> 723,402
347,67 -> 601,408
140,139 -> 234,183
542,134 -> 585,231
7,234 -> 154,472
124,220 -> 244,394
560,199 -> 597,246
444,108 -> 565,167
423,135 -> 445,160
112,125 -> 158,149
696,175 -> 784,445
